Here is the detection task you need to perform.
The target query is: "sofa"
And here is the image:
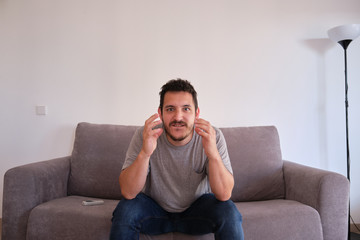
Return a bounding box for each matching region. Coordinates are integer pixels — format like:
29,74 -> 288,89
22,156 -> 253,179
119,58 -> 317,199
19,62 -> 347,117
2,122 -> 349,240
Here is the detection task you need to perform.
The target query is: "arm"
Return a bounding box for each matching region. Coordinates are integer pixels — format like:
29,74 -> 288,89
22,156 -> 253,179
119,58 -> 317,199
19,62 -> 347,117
2,156 -> 71,240
119,113 -> 163,199
283,160 -> 349,240
195,118 -> 234,201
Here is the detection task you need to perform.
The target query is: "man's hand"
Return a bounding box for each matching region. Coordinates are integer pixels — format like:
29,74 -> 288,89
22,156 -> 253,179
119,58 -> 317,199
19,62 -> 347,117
195,118 -> 220,160
141,113 -> 163,157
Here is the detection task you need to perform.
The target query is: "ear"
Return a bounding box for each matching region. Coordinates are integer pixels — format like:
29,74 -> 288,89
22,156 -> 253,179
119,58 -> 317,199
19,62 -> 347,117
158,107 -> 162,120
195,107 -> 200,119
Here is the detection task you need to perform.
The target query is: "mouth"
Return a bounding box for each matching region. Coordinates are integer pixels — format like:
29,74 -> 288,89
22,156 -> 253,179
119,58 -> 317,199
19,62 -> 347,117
170,121 -> 186,128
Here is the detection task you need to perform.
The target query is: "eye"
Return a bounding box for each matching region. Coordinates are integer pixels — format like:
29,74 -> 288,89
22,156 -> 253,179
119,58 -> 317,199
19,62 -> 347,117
184,107 -> 191,111
166,107 -> 174,112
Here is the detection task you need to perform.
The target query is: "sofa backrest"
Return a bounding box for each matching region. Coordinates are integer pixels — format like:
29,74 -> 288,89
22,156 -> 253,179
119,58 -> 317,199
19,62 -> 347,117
68,123 -> 284,201
221,126 -> 284,201
68,122 -> 139,199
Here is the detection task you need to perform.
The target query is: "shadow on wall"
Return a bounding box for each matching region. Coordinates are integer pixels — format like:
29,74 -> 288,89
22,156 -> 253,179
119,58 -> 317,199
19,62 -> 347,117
302,38 -> 336,170
45,123 -> 77,159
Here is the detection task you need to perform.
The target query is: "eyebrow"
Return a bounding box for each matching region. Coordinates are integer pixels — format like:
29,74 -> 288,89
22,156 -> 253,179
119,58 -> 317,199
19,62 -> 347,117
164,104 -> 192,108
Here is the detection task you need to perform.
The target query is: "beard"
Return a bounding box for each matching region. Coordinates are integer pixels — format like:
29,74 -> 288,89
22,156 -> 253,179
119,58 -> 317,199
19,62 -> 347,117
163,120 -> 194,142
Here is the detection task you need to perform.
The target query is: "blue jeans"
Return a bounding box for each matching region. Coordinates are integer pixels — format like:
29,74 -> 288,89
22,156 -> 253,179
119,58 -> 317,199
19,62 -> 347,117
110,193 -> 244,240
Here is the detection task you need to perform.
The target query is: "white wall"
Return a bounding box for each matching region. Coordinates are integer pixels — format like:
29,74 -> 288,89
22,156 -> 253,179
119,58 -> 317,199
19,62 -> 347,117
1,0 -> 360,221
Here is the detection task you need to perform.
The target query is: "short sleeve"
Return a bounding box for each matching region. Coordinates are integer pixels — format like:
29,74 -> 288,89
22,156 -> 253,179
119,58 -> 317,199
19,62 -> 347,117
122,126 -> 144,170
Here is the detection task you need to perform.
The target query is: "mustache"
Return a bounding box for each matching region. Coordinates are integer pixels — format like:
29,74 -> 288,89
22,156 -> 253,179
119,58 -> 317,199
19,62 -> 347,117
169,121 -> 187,126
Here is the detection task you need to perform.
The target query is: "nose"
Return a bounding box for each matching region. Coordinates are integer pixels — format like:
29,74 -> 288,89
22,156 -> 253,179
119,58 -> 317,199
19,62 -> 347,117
174,109 -> 183,121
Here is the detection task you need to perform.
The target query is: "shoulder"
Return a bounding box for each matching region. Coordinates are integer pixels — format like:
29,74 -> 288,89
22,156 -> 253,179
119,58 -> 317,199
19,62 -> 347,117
128,126 -> 144,147
136,125 -> 144,135
213,126 -> 226,142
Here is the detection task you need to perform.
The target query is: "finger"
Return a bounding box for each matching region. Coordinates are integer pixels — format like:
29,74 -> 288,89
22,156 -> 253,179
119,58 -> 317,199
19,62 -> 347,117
146,113 -> 160,124
150,120 -> 163,131
195,123 -> 208,131
145,114 -> 162,128
195,126 -> 206,136
195,118 -> 206,124
144,120 -> 163,139
153,127 -> 164,138
195,126 -> 208,135
195,118 -> 210,127
195,120 -> 211,133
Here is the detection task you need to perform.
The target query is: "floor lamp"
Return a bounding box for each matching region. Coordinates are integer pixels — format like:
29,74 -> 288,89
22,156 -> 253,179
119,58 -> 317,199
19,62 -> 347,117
327,23 -> 360,240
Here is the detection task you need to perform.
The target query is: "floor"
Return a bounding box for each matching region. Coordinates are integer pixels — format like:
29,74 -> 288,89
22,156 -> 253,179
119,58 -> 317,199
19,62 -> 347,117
352,224 -> 360,239
352,232 -> 360,240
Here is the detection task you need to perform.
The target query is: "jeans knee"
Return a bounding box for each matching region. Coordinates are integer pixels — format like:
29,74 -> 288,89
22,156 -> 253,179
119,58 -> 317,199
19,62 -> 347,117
112,194 -> 146,224
216,200 -> 242,224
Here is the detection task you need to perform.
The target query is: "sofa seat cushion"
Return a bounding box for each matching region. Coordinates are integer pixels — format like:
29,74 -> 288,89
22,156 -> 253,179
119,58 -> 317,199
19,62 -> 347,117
26,196 -> 322,240
27,196 -> 118,240
237,200 -> 323,240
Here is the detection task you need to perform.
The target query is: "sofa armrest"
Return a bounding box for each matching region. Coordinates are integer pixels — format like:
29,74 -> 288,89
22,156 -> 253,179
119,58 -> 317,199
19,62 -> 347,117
283,160 -> 349,240
2,156 -> 71,240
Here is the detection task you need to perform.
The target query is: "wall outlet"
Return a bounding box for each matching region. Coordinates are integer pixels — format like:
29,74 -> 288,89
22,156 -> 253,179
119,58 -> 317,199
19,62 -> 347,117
36,105 -> 48,115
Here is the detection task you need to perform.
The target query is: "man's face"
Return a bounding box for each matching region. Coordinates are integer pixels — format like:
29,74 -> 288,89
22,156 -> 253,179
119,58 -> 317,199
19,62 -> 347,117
158,91 -> 199,146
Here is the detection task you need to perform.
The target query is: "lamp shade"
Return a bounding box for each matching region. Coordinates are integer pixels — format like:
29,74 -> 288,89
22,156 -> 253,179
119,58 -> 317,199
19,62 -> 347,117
327,24 -> 360,42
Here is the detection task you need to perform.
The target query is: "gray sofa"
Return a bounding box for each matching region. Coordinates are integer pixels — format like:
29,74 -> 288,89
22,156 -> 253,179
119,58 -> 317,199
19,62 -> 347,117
2,122 -> 349,240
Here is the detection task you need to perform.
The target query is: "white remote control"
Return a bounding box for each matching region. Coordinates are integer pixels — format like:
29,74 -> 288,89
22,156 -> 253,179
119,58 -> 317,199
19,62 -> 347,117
82,200 -> 104,206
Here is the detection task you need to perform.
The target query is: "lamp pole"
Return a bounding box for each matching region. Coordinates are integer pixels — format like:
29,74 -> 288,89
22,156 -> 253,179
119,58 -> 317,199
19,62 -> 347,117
338,39 -> 351,183
340,39 -> 351,240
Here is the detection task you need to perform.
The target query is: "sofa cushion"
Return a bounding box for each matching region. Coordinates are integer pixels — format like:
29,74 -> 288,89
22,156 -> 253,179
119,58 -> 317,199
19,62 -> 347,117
68,122 -> 139,199
26,196 -> 118,240
236,200 -> 323,239
220,126 -> 284,201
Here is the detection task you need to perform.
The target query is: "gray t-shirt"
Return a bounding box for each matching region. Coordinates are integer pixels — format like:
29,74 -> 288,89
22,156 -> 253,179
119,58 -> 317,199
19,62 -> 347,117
122,125 -> 233,213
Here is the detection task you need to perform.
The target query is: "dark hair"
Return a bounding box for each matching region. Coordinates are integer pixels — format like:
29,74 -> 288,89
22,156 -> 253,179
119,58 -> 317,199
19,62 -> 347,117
159,78 -> 198,112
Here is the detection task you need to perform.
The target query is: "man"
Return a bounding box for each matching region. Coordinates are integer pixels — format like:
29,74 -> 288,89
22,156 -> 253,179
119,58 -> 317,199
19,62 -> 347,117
110,79 -> 244,240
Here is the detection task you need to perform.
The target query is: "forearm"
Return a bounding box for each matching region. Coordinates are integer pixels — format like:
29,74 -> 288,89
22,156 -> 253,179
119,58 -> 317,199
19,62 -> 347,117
208,155 -> 234,201
119,151 -> 150,199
